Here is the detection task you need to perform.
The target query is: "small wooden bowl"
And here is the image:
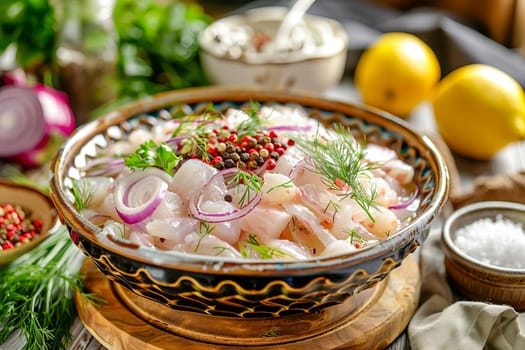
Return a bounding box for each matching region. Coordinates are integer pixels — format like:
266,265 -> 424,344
0,180 -> 59,266
442,201 -> 525,311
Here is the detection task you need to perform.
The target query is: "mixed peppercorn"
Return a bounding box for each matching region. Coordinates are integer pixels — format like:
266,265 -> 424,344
0,204 -> 42,250
182,125 -> 294,171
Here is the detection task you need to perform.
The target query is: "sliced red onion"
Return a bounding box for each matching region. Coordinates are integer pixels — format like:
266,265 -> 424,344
389,187 -> 419,210
82,157 -> 125,176
288,158 -> 306,179
0,86 -> 46,157
188,168 -> 262,223
267,125 -> 312,132
33,84 -> 76,136
166,134 -> 190,145
114,170 -> 169,224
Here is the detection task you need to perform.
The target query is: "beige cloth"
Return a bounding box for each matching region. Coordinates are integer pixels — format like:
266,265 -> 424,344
408,228 -> 525,350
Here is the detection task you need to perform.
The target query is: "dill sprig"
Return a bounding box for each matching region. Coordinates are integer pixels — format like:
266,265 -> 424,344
343,227 -> 368,245
227,171 -> 263,207
266,179 -> 294,193
194,221 -> 215,253
295,123 -> 379,221
236,101 -> 264,140
174,107 -> 224,162
171,103 -> 222,138
70,179 -> 94,213
241,234 -> 290,259
0,226 -> 102,350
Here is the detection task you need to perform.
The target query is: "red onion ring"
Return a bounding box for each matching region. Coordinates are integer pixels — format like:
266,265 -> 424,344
389,187 -> 419,210
0,86 -> 46,157
267,125 -> 312,132
114,170 -> 169,224
188,168 -> 262,223
82,157 -> 125,176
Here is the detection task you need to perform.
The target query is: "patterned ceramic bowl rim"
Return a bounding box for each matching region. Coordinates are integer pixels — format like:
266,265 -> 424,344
49,87 -> 449,275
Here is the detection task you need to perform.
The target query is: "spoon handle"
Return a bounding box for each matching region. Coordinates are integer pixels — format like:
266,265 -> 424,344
273,0 -> 317,48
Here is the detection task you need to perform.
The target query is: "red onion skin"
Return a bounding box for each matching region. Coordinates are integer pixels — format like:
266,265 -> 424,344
0,78 -> 76,167
33,84 -> 76,136
114,172 -> 169,224
2,69 -> 27,86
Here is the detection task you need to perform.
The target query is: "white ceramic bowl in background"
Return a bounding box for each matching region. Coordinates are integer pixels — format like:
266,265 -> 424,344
199,7 -> 348,93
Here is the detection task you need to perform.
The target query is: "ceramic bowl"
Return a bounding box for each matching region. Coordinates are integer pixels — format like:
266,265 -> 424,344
0,179 -> 59,266
199,7 -> 348,92
49,87 -> 448,345
442,201 -> 525,311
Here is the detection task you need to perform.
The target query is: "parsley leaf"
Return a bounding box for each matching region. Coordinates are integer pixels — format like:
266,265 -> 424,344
124,140 -> 181,175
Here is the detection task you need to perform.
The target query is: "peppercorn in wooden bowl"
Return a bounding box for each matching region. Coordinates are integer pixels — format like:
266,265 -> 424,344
49,87 -> 449,346
0,180 -> 59,266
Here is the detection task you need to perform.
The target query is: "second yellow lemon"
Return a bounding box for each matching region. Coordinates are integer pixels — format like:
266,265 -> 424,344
354,32 -> 440,117
432,64 -> 525,160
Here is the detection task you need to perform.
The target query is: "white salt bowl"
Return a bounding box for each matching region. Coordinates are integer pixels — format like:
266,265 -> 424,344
442,201 -> 525,311
198,7 -> 348,93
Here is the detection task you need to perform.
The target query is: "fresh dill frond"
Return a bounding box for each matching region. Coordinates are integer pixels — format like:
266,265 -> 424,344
343,227 -> 368,245
237,101 -> 264,140
227,171 -> 263,207
0,226 -> 103,350
266,179 -> 294,193
194,221 -> 215,253
295,123 -> 379,221
260,327 -> 281,337
70,179 -> 94,213
242,233 -> 290,259
171,103 -> 222,138
174,107 -> 224,162
324,199 -> 342,222
213,246 -> 231,256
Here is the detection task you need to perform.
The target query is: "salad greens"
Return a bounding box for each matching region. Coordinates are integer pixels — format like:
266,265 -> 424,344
112,0 -> 212,100
0,0 -> 57,81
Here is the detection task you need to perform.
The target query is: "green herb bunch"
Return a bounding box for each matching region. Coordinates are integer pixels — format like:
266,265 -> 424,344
112,0 -> 212,100
0,0 -> 57,80
0,226 -> 99,350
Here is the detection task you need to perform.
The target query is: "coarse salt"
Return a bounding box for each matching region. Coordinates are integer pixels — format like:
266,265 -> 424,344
454,214 -> 525,269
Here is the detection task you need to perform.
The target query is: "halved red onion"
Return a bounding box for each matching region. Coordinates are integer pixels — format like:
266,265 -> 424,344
0,86 -> 46,157
114,170 -> 169,224
389,187 -> 419,210
188,167 -> 262,223
33,84 -> 76,136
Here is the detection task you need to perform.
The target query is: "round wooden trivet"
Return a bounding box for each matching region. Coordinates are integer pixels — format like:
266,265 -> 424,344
75,255 -> 420,350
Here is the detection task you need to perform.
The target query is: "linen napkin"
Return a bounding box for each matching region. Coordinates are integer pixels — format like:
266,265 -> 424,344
408,227 -> 525,350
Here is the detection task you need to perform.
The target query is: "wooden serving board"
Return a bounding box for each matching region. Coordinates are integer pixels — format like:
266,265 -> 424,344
75,255 -> 420,350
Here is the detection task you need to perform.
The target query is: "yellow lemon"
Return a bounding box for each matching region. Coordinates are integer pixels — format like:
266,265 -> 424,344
432,64 -> 525,160
354,32 -> 440,118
